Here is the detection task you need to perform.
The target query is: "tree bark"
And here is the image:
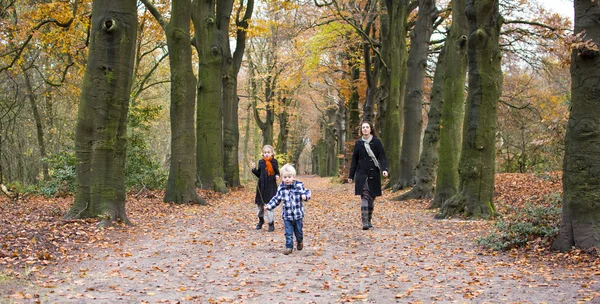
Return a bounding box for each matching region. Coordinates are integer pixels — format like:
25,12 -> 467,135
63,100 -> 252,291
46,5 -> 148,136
193,0 -> 227,193
164,0 -> 206,204
67,0 -> 137,225
23,68 -> 50,181
552,0 -> 600,251
221,0 -> 253,188
395,0 -> 437,190
431,0 -> 469,208
437,0 -> 502,219
393,40 -> 447,201
383,0 -> 409,186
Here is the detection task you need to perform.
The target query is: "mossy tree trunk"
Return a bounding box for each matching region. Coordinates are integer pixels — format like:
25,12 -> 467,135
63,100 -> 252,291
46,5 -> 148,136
383,0 -> 409,186
437,0 -> 502,219
23,69 -> 49,181
431,0 -> 469,208
552,0 -> 600,251
141,0 -> 205,204
221,0 -> 253,188
395,0 -> 437,190
67,0 -> 137,224
347,48 -> 361,139
193,0 -> 227,193
393,42 -> 447,201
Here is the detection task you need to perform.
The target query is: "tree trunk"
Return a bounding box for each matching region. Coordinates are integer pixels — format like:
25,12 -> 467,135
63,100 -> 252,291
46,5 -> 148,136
376,0 -> 389,133
254,75 -> 275,146
437,0 -> 502,219
23,69 -> 49,181
276,96 -> 290,156
395,0 -> 437,190
393,40 -> 447,202
552,0 -> 600,251
431,0 -> 469,208
221,0 -> 253,188
163,0 -> 206,204
67,0 -> 137,225
383,0 -> 409,186
347,49 -> 361,139
193,0 -> 226,193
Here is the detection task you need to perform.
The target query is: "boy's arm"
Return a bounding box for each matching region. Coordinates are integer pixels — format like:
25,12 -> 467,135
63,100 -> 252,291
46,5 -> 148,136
298,182 -> 311,201
265,188 -> 282,210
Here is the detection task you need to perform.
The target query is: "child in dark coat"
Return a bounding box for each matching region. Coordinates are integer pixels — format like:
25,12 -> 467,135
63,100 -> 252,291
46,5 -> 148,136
251,145 -> 279,231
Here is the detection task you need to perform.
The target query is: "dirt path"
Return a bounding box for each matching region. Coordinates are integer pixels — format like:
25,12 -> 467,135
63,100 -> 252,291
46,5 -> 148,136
8,176 -> 600,303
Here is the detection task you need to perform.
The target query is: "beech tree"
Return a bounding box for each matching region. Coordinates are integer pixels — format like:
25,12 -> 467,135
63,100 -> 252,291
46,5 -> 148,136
66,0 -> 137,224
552,0 -> 600,251
141,0 -> 206,204
437,0 -> 502,219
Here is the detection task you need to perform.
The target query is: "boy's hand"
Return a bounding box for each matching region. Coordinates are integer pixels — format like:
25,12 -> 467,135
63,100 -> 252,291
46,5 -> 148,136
301,194 -> 307,201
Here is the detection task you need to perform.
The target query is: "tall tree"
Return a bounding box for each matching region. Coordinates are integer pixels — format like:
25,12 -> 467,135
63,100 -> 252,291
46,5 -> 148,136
437,0 -> 502,219
552,0 -> 600,251
383,0 -> 409,186
141,0 -> 206,204
193,0 -> 227,193
66,0 -> 137,224
395,0 -> 437,190
221,0 -> 254,187
393,41 -> 447,201
431,0 -> 469,208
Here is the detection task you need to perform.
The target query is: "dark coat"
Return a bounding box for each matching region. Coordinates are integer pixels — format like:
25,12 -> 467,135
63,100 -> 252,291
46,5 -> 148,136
348,137 -> 388,197
252,158 -> 280,205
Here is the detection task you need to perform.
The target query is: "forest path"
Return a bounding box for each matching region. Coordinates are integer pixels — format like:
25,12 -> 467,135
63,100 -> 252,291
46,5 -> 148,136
4,175 -> 600,303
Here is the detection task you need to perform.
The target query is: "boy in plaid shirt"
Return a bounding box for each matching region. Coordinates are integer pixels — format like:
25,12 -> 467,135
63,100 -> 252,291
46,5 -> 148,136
265,164 -> 312,255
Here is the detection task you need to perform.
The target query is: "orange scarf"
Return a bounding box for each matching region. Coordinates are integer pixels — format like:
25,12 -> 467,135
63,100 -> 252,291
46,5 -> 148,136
264,156 -> 275,176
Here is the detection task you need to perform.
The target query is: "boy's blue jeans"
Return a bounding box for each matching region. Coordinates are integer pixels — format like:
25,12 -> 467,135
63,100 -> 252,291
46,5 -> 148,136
283,219 -> 303,249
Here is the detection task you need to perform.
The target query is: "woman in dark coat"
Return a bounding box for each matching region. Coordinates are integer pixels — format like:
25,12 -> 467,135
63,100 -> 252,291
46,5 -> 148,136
348,121 -> 388,230
251,145 -> 280,231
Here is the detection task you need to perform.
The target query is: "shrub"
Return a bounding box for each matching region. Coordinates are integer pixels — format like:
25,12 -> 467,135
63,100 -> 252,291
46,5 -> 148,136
477,193 -> 562,251
39,149 -> 77,197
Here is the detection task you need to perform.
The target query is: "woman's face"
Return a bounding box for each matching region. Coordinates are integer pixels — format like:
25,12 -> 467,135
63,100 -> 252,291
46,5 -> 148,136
263,149 -> 273,158
361,123 -> 371,136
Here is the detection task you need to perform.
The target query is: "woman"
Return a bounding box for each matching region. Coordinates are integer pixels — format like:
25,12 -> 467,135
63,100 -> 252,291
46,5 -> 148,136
348,121 -> 388,230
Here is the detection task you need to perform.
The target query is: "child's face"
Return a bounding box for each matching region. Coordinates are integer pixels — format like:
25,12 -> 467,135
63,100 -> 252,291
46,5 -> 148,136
262,148 -> 273,158
282,174 -> 295,185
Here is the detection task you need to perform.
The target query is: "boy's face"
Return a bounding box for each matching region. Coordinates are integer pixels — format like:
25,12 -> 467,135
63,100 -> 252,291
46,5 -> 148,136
282,174 -> 295,185
262,149 -> 273,158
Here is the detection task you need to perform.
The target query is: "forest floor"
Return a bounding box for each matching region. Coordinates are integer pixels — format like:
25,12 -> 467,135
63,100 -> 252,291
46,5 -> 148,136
1,173 -> 599,303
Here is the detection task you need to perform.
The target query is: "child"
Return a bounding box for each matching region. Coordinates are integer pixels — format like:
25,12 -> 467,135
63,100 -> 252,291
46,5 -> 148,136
251,145 -> 279,231
265,164 -> 311,255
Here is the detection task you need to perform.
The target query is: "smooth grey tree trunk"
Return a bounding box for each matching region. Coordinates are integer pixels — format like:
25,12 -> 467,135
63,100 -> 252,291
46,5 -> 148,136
67,0 -> 137,225
221,0 -> 253,188
383,0 -> 409,185
431,0 -> 469,208
141,0 -> 205,204
193,0 -> 227,193
552,0 -> 600,251
393,41 -> 447,201
437,0 -> 502,219
395,0 -> 437,190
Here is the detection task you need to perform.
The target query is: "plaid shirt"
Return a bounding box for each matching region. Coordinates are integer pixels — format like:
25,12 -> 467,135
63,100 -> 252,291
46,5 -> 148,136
265,180 -> 312,221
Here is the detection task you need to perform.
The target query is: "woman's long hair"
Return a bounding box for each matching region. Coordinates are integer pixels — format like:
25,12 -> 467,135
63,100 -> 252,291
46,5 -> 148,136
358,121 -> 378,138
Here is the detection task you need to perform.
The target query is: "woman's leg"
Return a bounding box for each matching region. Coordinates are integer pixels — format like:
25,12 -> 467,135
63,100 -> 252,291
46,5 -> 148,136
256,203 -> 265,229
360,182 -> 373,230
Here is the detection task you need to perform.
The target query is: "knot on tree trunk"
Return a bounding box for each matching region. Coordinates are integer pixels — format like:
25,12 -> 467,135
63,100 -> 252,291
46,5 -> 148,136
102,18 -> 117,32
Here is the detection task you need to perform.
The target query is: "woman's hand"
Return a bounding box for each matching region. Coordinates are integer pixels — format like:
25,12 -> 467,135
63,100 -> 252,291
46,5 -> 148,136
347,178 -> 353,183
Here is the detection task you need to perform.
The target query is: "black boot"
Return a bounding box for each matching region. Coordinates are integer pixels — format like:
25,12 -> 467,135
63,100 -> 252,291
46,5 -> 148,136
256,216 -> 265,230
361,206 -> 370,230
268,222 -> 275,232
367,207 -> 373,228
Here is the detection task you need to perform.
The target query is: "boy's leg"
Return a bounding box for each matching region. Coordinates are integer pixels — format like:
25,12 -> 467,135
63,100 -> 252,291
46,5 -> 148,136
266,210 -> 275,232
283,220 -> 294,254
294,218 -> 304,250
256,203 -> 265,230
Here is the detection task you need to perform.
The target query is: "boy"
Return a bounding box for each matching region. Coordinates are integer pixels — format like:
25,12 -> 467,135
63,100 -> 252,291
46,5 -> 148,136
265,164 -> 311,255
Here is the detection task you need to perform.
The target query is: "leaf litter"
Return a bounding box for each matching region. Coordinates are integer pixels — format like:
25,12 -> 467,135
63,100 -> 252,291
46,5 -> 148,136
1,173 -> 599,303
